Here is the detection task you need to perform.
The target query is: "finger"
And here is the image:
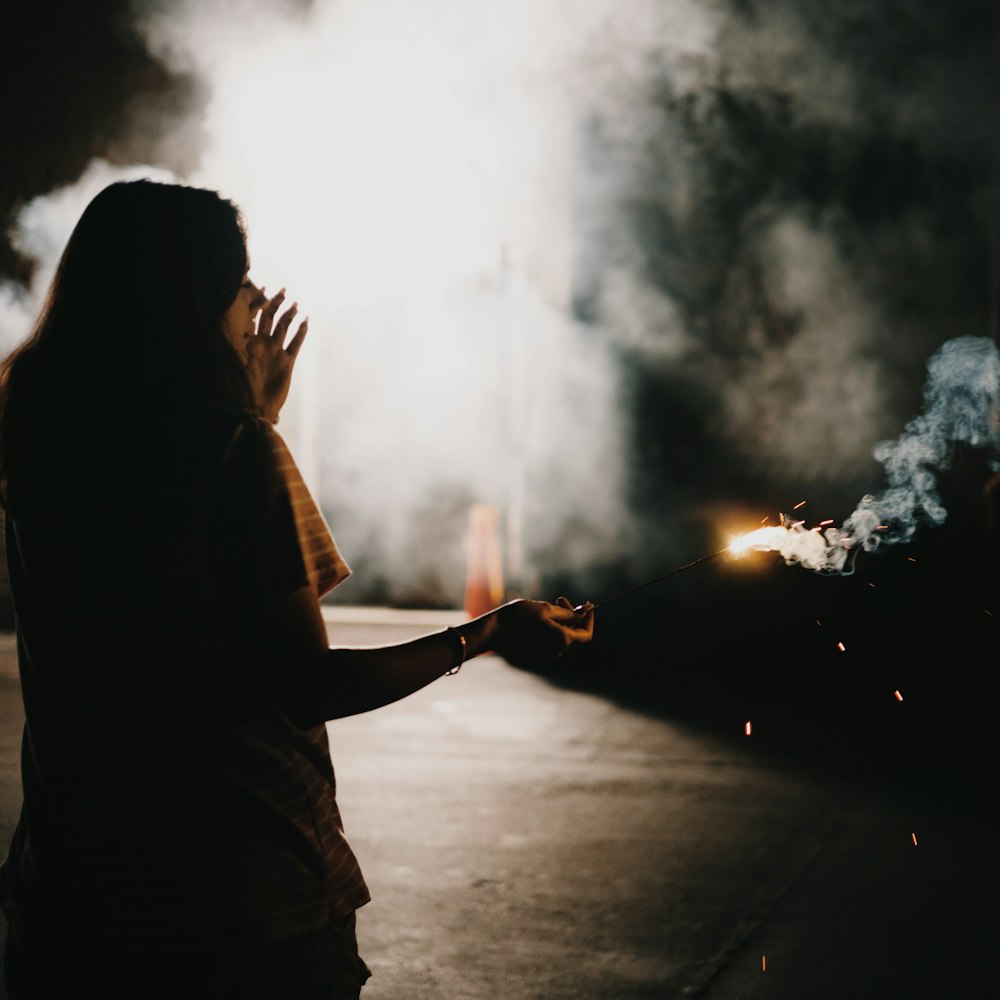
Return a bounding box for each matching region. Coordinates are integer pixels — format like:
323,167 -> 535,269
549,603 -> 584,624
556,596 -> 572,609
271,302 -> 299,347
286,317 -> 309,357
257,288 -> 286,338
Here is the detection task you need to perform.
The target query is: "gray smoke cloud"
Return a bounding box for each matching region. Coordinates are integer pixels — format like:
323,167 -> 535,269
1,0 -> 995,605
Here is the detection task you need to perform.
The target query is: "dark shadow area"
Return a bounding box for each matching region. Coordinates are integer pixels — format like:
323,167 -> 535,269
536,509 -> 1000,816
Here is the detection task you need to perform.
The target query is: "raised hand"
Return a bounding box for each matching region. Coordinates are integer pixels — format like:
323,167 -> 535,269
244,287 -> 309,423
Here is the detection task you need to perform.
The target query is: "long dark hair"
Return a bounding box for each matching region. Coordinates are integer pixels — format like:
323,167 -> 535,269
0,179 -> 256,510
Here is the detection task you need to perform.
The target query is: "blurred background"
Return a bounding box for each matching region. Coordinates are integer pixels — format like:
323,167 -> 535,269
1,1 -> 998,733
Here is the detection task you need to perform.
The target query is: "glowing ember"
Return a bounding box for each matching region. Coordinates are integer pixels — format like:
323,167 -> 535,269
837,641 -> 846,652
793,500 -> 806,510
894,690 -> 903,701
912,832 -> 918,846
745,721 -> 752,736
762,955 -> 767,972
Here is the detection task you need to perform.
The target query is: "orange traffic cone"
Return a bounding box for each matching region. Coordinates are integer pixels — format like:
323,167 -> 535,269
463,503 -> 505,618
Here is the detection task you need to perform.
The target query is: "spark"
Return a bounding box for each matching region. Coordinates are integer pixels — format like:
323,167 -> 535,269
745,721 -> 752,736
837,641 -> 846,652
762,955 -> 767,972
912,832 -> 918,846
793,500 -> 806,510
894,690 -> 903,702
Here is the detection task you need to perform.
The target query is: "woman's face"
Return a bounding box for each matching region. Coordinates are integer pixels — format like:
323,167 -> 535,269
222,269 -> 265,359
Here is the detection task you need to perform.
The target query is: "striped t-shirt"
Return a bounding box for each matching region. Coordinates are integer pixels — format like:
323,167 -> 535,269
0,404 -> 371,950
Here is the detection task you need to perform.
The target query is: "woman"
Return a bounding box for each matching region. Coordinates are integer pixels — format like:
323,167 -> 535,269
0,179 -> 593,998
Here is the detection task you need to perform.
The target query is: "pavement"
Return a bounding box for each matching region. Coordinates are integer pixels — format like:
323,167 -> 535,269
0,604 -> 996,999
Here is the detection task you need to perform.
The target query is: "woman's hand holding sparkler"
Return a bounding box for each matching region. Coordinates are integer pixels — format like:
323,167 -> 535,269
245,287 -> 309,423
484,596 -> 595,669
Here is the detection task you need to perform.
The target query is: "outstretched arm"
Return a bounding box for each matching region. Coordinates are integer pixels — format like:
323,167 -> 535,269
256,587 -> 594,729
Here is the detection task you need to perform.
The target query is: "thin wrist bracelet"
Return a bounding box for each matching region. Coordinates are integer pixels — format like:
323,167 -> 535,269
443,626 -> 467,675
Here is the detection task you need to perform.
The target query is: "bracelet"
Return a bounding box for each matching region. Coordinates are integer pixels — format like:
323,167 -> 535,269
443,626 -> 467,675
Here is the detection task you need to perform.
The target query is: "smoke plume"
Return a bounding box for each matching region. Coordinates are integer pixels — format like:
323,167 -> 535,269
740,335 -> 1000,574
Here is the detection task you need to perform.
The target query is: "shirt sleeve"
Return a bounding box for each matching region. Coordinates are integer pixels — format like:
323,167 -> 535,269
212,417 -> 351,616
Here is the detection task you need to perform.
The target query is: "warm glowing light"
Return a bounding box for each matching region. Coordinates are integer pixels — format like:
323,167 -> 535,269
744,721 -> 752,736
819,519 -> 833,526
725,518 -> 851,573
728,526 -> 789,555
912,832 -> 918,846
762,955 -> 766,972
868,582 -> 876,588
837,641 -> 846,652
894,689 -> 903,701
793,500 -> 806,509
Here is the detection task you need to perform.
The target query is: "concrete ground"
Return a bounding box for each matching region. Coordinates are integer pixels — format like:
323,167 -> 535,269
0,606 -> 996,999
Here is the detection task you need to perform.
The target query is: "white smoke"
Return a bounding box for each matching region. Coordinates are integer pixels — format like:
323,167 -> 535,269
740,335 -> 1000,574
2,0 -> 990,604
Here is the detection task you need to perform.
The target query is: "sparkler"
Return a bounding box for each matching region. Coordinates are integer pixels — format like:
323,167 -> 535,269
574,548 -> 730,612
574,512 -> 845,612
